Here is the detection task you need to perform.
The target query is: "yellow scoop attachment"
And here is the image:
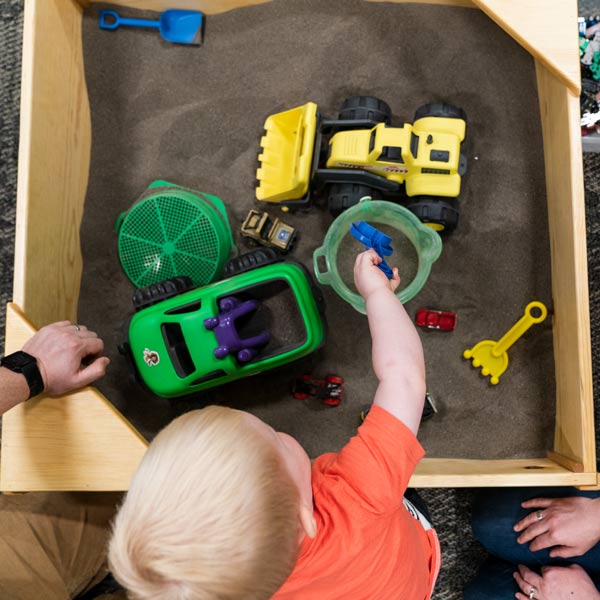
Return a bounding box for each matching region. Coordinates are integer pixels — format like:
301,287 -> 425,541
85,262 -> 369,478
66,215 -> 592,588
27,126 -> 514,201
463,301 -> 548,385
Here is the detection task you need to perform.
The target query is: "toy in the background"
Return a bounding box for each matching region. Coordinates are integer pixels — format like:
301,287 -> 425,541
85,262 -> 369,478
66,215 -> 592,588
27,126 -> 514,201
292,373 -> 344,406
99,9 -> 204,46
121,249 -> 326,398
314,199 -> 442,314
241,209 -> 296,253
579,16 -> 600,135
116,180 -> 235,288
463,301 -> 548,385
361,392 -> 437,423
415,308 -> 457,331
349,221 -> 394,279
256,96 -> 467,231
204,296 -> 271,362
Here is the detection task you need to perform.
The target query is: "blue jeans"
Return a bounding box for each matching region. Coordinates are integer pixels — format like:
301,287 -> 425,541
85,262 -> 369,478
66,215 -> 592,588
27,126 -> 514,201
463,486 -> 600,599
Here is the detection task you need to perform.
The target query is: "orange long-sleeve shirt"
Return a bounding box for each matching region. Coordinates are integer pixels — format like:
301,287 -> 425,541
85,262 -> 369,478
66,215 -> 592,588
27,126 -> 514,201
273,406 -> 440,600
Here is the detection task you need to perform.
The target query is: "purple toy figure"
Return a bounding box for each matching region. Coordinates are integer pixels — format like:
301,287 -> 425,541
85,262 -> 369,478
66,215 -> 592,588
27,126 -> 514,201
203,296 -> 270,363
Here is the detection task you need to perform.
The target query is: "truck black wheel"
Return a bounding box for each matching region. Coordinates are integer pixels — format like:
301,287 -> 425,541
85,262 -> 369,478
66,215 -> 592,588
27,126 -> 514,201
339,96 -> 392,124
327,183 -> 375,217
414,102 -> 467,122
133,276 -> 194,311
405,196 -> 459,233
224,248 -> 283,277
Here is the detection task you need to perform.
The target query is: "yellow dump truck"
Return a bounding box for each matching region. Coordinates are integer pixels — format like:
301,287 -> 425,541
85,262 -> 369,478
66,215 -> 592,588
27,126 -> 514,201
256,96 -> 467,231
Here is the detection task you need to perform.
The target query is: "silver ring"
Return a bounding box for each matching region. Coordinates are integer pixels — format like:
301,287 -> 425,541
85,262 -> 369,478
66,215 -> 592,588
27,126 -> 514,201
529,586 -> 537,600
73,324 -> 80,332
536,511 -> 544,521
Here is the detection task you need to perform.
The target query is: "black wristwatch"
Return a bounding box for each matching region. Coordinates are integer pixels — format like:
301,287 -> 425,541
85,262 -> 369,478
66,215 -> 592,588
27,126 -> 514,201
0,351 -> 45,399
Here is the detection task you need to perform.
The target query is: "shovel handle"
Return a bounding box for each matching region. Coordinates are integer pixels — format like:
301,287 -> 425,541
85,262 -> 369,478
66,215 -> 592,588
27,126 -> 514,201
99,10 -> 160,31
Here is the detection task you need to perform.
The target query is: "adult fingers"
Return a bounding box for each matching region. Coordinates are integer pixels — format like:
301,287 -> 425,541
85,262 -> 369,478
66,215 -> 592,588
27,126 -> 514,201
516,520 -> 549,544
81,336 -> 105,358
75,356 -> 110,388
390,268 -> 401,291
521,498 -> 555,509
529,533 -> 555,553
548,545 -> 578,559
514,565 -> 542,594
515,509 -> 549,533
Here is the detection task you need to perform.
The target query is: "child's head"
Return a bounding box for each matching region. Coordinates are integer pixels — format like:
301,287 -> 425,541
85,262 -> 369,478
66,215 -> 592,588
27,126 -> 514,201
109,405 -> 316,600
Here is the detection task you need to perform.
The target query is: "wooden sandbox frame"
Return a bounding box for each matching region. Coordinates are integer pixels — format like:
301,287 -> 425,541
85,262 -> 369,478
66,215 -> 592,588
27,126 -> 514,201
3,0 -> 596,491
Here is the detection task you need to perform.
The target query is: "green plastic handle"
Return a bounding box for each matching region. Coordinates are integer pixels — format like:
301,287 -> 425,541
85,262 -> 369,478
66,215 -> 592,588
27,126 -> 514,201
313,246 -> 331,284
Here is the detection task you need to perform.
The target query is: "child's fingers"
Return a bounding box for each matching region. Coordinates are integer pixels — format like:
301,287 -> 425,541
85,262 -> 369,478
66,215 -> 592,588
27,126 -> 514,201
390,268 -> 401,291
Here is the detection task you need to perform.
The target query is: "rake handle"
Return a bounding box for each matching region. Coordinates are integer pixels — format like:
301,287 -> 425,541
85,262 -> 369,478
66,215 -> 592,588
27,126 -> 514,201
491,302 -> 547,357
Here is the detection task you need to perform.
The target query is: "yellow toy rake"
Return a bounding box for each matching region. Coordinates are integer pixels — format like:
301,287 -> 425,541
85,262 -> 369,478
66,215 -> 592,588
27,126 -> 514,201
463,301 -> 548,385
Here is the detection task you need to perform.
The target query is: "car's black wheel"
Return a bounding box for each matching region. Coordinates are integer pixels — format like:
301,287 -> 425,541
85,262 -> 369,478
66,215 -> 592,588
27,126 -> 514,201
339,96 -> 392,124
414,102 -> 467,122
328,183 -> 375,217
223,248 -> 283,277
132,276 -> 194,311
405,196 -> 459,232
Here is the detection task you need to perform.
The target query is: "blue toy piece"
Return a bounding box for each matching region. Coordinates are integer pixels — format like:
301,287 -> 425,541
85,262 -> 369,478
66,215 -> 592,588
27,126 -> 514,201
349,221 -> 394,279
99,9 -> 204,46
203,296 -> 271,363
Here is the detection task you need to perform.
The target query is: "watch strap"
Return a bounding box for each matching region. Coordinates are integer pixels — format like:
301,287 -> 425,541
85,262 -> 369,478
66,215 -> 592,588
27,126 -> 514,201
1,351 -> 45,399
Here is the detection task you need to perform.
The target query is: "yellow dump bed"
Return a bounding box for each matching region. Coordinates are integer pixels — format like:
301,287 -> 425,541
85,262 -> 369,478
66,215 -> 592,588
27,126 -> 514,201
256,102 -> 318,203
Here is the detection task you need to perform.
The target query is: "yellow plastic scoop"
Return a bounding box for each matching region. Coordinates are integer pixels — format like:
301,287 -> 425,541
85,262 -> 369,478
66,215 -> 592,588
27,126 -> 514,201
463,301 -> 548,385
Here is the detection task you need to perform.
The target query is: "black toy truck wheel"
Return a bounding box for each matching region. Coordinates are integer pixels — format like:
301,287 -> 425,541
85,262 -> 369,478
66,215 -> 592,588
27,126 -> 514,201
339,96 -> 392,124
413,102 -> 467,122
132,276 -> 194,312
328,183 -> 375,217
405,196 -> 459,232
224,248 -> 283,277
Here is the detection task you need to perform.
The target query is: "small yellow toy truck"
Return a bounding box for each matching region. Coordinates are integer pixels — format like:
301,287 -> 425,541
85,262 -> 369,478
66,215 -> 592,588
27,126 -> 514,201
256,96 -> 467,231
241,209 -> 296,253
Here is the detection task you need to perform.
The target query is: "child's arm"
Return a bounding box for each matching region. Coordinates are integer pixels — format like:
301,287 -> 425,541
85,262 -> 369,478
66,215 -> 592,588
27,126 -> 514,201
354,249 -> 426,434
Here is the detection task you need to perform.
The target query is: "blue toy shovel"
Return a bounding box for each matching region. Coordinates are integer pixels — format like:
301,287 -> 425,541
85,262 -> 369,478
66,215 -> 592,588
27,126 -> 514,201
349,221 -> 395,279
99,9 -> 204,46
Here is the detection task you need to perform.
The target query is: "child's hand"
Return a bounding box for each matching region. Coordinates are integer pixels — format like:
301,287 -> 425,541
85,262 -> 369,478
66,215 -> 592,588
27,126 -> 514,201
354,249 -> 400,301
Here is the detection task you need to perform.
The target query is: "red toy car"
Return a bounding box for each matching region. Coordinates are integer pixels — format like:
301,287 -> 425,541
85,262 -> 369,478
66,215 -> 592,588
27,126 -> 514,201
415,308 -> 457,331
292,374 -> 343,406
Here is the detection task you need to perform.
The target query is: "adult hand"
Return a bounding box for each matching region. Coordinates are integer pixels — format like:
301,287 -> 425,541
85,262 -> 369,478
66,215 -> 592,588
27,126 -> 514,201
514,564 -> 600,600
22,321 -> 110,395
513,496 -> 600,557
353,249 -> 400,301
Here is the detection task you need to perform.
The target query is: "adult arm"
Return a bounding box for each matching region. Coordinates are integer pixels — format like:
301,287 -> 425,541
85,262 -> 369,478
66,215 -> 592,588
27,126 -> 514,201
0,321 -> 110,416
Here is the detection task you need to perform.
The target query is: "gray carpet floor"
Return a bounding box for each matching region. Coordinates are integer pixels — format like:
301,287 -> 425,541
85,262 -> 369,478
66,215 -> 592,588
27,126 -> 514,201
0,2 -> 599,599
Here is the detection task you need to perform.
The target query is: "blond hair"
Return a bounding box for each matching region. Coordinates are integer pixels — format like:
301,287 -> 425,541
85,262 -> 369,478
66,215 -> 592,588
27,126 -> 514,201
109,405 -> 300,600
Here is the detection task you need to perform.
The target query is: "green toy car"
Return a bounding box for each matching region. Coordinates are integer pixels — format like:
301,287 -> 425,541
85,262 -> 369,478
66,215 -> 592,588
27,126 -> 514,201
121,249 -> 326,398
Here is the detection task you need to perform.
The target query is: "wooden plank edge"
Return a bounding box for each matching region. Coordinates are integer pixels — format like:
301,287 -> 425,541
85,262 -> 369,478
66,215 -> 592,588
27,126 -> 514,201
473,0 -> 580,96
76,0 -> 476,12
535,63 -> 596,472
12,0 -> 37,309
410,458 -> 598,487
547,450 -> 584,473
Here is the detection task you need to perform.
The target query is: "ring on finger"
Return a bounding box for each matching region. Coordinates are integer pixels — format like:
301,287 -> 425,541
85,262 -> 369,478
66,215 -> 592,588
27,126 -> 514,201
73,324 -> 81,332
536,510 -> 544,521
529,586 -> 537,600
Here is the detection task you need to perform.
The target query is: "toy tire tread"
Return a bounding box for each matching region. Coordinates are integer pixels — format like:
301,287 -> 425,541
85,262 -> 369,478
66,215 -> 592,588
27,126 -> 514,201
224,248 -> 283,277
405,196 -> 459,232
132,276 -> 194,311
339,96 -> 392,124
328,183 -> 375,217
413,102 -> 467,122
